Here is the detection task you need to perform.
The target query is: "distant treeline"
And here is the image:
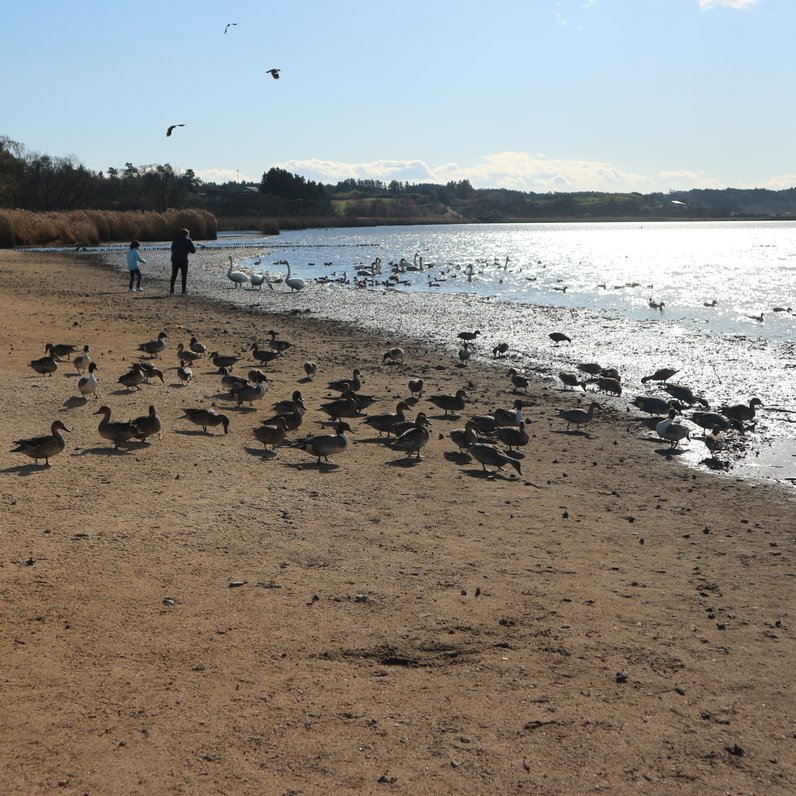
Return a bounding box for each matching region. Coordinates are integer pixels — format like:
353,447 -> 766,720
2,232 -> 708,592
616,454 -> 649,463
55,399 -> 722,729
0,208 -> 217,248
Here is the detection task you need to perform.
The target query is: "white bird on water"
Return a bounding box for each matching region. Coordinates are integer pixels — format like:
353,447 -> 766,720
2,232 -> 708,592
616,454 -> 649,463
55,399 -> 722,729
226,256 -> 249,289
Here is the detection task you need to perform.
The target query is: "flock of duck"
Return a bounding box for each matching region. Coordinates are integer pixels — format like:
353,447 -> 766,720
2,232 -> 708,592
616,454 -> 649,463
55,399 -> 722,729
13,315 -> 764,476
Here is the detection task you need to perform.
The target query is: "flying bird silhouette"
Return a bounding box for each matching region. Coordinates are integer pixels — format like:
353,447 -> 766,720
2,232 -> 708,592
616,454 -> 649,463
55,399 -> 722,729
166,124 -> 185,137
224,22 -> 237,34
266,68 -> 281,79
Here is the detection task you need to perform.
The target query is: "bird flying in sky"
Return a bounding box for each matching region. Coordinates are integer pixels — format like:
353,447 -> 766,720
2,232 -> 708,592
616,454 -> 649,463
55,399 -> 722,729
266,68 -> 281,79
166,124 -> 185,137
224,23 -> 237,34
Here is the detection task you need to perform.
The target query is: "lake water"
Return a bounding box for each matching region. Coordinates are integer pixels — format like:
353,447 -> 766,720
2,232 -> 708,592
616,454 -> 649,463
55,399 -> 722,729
37,221 -> 796,488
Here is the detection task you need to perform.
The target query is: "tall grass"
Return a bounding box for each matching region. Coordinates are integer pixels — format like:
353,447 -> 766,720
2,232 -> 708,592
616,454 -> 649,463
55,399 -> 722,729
0,208 -> 218,248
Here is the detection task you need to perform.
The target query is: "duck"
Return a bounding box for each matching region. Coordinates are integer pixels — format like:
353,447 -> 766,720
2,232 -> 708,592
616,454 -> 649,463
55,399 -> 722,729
656,409 -> 690,448
557,401 -> 600,431
180,408 -> 230,434
587,376 -> 622,397
11,420 -> 70,466
549,332 -> 571,344
449,420 -> 480,453
408,378 -> 424,398
251,342 -> 280,365
94,405 -> 142,448
176,342 -> 202,365
297,421 -> 352,464
73,345 -> 91,374
496,421 -> 529,451
458,344 -> 472,366
390,424 -> 430,459
303,361 -> 317,380
662,383 -> 699,406
130,405 -> 162,441
283,260 -> 306,292
721,397 -> 763,423
210,351 -> 239,370
138,331 -> 168,358
703,425 -> 724,454
507,368 -> 530,393
77,362 -> 100,399
329,368 -> 363,393
492,342 -> 509,358
576,362 -> 602,376
632,395 -> 676,416
231,373 -> 268,406
189,336 -> 207,356
253,416 -> 288,450
468,443 -> 522,475
690,411 -> 732,432
457,330 -> 480,343
491,399 -> 525,427
45,342 -> 78,361
393,412 -> 431,439
118,364 -> 146,391
29,354 -> 58,376
469,414 -> 500,435
267,329 -> 292,355
272,390 -> 305,414
382,347 -> 404,364
600,367 -> 621,381
176,360 -> 193,384
136,362 -> 165,383
747,312 -> 764,323
219,367 -> 249,393
262,399 -> 306,432
648,298 -> 665,310
226,256 -> 250,288
641,367 -> 680,384
558,372 -> 585,391
428,388 -> 468,416
364,401 -> 411,436
319,395 -> 360,422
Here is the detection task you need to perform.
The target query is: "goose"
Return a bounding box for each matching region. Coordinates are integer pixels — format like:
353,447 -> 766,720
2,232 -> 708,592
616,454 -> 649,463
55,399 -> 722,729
656,409 -> 690,448
251,343 -> 280,365
137,362 -> 164,383
558,372 -> 585,391
180,408 -> 230,434
392,412 -> 431,439
633,396 -> 676,416
557,401 -> 599,431
496,421 -> 529,451
11,420 -> 70,466
382,347 -> 405,364
176,342 -> 202,365
282,260 -> 306,292
364,401 -> 411,436
138,331 -> 168,358
45,342 -> 79,361
176,360 -> 193,384
210,351 -> 239,370
249,272 -> 266,290
94,405 -> 142,448
408,378 -> 424,398
492,342 -> 509,358
77,362 -> 100,399
253,416 -> 288,450
491,399 -> 525,427
450,420 -> 480,453
226,256 -> 250,289
319,395 -> 360,422
329,368 -> 363,393
262,399 -> 306,432
721,397 -> 763,423
118,364 -> 146,391
468,443 -> 522,475
576,362 -> 602,376
297,421 -> 352,464
428,389 -> 468,416
662,383 -> 698,406
303,361 -> 317,380
549,332 -> 571,344
507,368 -> 530,393
641,367 -> 680,384
189,336 -> 207,356
391,424 -> 430,459
130,405 -> 162,441
73,345 -> 91,374
587,376 -> 622,397
231,374 -> 268,406
29,355 -> 58,376
457,330 -> 480,343
267,329 -> 292,355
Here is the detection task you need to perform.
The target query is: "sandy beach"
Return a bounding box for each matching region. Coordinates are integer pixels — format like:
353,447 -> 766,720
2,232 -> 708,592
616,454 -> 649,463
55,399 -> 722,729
1,250 -> 794,794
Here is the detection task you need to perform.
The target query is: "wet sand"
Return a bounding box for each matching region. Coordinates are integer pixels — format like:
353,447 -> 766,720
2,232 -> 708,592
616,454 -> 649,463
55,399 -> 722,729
1,250 -> 794,794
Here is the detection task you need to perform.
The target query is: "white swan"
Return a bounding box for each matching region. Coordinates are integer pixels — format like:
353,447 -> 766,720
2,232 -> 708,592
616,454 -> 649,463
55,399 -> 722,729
249,272 -> 266,290
227,256 -> 249,289
283,260 -> 306,292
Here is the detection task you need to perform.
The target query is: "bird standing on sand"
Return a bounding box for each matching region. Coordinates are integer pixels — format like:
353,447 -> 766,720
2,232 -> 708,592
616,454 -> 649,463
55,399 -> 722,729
29,355 -> 58,376
11,420 -> 70,466
492,342 -> 509,358
549,332 -> 571,345
557,401 -> 599,432
78,362 -> 100,400
303,361 -> 317,380
95,406 -> 142,449
73,345 -> 91,374
656,409 -> 690,448
166,124 -> 185,137
457,330 -> 481,343
266,68 -> 281,79
296,422 -> 352,464
641,367 -> 679,384
130,405 -> 162,441
391,424 -> 430,459
468,443 -> 522,476
181,408 -> 230,434
138,331 -> 168,358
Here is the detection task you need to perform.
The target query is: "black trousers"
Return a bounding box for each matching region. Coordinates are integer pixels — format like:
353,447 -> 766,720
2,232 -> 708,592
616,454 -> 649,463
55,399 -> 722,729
128,268 -> 142,289
170,261 -> 188,293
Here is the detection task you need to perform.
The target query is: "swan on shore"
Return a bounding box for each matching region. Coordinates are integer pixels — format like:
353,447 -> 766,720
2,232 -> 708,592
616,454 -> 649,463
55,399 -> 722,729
227,257 -> 249,289
278,260 -> 306,292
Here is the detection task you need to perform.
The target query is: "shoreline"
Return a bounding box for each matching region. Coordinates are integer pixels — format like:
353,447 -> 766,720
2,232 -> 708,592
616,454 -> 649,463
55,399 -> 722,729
1,250 -> 794,794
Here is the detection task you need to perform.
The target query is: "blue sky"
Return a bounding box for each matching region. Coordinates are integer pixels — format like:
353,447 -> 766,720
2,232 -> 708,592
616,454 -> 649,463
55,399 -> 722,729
2,0 -> 792,193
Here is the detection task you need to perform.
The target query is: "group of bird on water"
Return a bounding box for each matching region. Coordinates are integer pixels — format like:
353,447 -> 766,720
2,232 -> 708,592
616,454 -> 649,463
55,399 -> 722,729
15,307 -> 765,473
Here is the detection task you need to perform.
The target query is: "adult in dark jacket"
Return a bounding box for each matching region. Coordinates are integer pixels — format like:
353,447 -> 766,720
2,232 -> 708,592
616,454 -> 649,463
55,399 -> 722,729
170,228 -> 196,295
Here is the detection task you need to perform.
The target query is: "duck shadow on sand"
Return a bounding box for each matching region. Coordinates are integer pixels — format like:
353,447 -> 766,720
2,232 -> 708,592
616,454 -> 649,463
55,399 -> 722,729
72,445 -> 142,457
173,428 -> 223,437
61,396 -> 89,410
283,459 -> 341,472
386,456 -> 424,468
1,462 -> 53,476
444,451 -> 472,464
551,428 -> 591,438
244,446 -> 277,460
462,467 -> 518,481
653,446 -> 689,458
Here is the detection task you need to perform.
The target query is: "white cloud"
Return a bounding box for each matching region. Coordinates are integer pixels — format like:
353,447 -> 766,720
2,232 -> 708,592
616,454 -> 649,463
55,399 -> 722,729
193,167 -> 257,183
657,169 -> 723,189
699,0 -> 760,9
